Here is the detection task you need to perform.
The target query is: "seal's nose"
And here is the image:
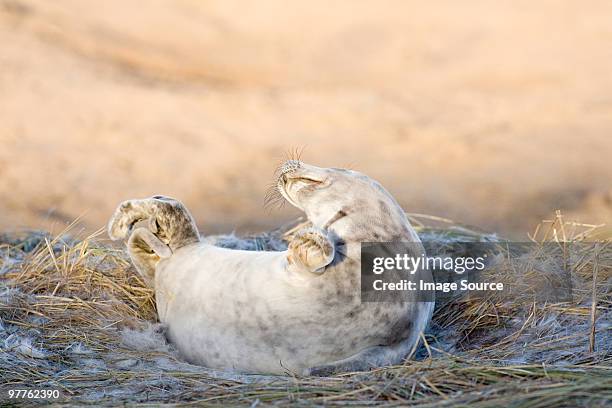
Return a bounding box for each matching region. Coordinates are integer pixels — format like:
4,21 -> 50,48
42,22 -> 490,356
279,160 -> 302,176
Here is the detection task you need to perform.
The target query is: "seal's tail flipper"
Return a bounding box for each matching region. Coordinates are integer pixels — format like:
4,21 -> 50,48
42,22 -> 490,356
108,196 -> 200,282
127,227 -> 172,284
108,196 -> 200,249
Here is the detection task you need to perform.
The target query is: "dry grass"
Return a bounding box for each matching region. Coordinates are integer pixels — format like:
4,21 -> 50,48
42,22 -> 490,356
0,214 -> 610,406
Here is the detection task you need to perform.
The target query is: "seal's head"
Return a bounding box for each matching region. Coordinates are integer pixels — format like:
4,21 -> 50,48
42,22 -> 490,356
273,161 -> 415,241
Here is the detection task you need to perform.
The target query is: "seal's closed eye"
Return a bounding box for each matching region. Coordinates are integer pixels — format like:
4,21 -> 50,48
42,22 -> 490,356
291,176 -> 323,184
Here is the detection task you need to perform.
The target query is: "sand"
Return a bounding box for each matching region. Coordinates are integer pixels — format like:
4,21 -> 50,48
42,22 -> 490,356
0,0 -> 611,237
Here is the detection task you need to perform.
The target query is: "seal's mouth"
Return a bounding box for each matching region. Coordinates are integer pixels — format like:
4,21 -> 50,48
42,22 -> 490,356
278,177 -> 301,209
277,176 -> 317,207
265,160 -> 329,211
274,160 -> 324,209
279,173 -> 325,207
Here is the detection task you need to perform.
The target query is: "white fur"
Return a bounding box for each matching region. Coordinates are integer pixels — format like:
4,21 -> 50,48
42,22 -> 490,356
110,162 -> 434,375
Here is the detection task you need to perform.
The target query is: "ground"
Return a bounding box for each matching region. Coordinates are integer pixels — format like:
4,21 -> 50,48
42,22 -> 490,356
0,0 -> 611,238
0,219 -> 610,406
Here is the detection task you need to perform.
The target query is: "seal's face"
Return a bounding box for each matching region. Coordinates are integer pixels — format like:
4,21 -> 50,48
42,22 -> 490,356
276,160 -> 332,212
275,161 -> 409,239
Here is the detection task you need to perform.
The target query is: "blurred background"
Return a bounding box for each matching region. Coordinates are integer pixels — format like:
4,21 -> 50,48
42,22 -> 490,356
0,0 -> 610,238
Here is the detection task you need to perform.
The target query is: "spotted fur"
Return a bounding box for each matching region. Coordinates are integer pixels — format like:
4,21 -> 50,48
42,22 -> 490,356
107,163 -> 434,375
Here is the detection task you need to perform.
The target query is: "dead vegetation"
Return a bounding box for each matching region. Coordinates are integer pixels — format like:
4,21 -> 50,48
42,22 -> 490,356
0,213 -> 610,406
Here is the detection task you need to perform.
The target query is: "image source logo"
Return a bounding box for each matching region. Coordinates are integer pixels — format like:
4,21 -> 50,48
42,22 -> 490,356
360,242 -> 576,303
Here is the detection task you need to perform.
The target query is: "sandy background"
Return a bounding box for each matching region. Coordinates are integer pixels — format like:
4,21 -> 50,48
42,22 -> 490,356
0,0 -> 610,238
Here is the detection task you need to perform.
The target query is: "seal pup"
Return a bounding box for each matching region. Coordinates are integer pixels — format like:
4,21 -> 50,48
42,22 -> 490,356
108,161 -> 434,375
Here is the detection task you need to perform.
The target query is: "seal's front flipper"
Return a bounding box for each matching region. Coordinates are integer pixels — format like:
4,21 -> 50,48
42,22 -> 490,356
287,227 -> 335,274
